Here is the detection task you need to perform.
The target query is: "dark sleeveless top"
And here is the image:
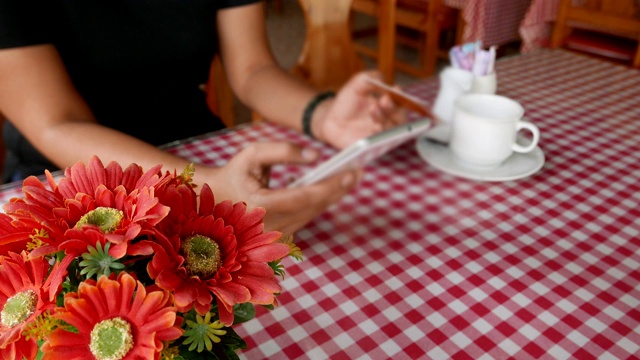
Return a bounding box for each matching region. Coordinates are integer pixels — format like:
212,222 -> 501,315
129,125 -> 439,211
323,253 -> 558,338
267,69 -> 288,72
0,0 -> 259,181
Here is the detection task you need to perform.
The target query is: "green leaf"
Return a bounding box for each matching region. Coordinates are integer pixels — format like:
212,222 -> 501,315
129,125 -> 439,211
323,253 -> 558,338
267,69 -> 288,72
178,346 -> 218,360
78,242 -> 124,280
222,347 -> 242,360
232,303 -> 256,325
219,327 -> 247,350
269,260 -> 286,279
36,340 -> 44,360
177,325 -> 247,359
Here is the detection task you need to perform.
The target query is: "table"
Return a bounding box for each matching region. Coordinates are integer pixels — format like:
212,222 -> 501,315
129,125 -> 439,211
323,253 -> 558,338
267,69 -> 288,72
519,0 -> 640,53
2,49 -> 640,359
519,0 -> 560,53
447,0 -> 533,47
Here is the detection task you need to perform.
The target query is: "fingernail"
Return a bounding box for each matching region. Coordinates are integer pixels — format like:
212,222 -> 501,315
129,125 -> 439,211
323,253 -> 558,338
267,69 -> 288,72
342,173 -> 355,187
302,148 -> 318,161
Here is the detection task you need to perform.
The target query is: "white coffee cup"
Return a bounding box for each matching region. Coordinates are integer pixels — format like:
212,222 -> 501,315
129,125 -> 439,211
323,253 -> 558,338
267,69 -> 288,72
450,94 -> 540,169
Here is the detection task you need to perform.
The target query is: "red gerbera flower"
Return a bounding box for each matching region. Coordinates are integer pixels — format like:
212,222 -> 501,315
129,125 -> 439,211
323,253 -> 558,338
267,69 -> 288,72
147,183 -> 291,325
2,156 -> 172,259
0,251 -> 65,358
0,336 -> 37,360
41,272 -> 182,360
0,213 -> 36,256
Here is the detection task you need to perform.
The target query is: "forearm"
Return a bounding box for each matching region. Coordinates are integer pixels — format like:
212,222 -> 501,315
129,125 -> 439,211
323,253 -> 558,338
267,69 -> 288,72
217,3 -> 323,133
36,122 -> 222,193
234,63 -> 319,131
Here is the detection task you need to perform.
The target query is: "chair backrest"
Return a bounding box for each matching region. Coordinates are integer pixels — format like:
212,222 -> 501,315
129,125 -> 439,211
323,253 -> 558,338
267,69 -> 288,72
291,0 -> 365,91
550,0 -> 640,67
350,0 -> 456,82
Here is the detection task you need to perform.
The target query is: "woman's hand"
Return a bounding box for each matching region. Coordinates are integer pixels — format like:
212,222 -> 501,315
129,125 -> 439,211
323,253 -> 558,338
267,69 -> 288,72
312,70 -> 408,150
209,141 -> 362,234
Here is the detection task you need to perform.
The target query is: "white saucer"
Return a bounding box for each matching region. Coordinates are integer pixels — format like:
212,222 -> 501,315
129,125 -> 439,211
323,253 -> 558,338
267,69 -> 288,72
415,137 -> 545,182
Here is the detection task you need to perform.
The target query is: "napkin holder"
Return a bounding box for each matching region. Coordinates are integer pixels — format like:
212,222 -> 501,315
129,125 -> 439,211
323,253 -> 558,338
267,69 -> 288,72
430,67 -> 497,142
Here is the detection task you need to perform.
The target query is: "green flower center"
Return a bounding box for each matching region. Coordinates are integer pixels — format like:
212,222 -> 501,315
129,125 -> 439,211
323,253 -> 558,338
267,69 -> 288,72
181,235 -> 221,278
1,290 -> 38,328
89,317 -> 134,360
77,207 -> 124,233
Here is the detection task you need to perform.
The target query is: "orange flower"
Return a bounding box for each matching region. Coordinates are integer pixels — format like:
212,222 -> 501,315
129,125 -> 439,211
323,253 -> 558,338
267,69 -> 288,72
0,157 -> 299,358
0,252 -> 65,358
147,183 -> 290,325
0,337 -> 37,360
41,272 -> 182,360
2,156 -> 171,259
0,213 -> 35,256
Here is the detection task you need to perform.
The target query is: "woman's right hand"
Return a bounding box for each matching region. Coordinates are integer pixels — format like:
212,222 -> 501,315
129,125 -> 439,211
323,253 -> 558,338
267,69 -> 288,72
206,141 -> 362,235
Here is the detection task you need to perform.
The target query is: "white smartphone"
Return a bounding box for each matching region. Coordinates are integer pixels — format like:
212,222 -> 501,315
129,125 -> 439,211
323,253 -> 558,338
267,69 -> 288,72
288,119 -> 432,188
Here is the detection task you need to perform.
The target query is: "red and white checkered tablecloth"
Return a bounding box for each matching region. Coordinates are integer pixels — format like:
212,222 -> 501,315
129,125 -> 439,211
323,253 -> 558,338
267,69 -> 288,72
446,0 -> 533,47
0,49 -> 639,359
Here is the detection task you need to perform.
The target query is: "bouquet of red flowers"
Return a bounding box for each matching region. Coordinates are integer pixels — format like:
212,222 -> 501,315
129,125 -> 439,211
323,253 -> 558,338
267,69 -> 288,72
0,156 -> 301,359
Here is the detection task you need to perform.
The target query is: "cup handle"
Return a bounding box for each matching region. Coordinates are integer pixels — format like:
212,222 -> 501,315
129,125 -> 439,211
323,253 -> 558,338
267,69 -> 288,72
512,122 -> 539,153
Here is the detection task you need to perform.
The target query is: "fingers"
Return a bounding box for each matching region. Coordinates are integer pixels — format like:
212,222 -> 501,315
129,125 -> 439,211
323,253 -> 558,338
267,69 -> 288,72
302,167 -> 362,206
350,71 -> 408,128
242,141 -> 319,166
347,70 -> 385,96
379,90 -> 408,127
219,141 -> 321,201
265,168 -> 360,212
221,141 -> 363,234
367,91 -> 407,130
254,168 -> 362,233
355,69 -> 383,83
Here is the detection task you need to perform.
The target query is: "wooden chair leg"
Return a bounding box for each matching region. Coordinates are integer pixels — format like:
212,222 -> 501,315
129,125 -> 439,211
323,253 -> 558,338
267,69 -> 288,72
550,0 -> 571,48
205,56 -> 236,128
271,0 -> 284,12
377,0 -> 397,84
455,9 -> 465,45
422,16 -> 440,77
0,113 -> 5,180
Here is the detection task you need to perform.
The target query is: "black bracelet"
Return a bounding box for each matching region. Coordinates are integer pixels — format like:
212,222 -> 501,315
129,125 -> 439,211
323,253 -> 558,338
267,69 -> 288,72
302,91 -> 335,139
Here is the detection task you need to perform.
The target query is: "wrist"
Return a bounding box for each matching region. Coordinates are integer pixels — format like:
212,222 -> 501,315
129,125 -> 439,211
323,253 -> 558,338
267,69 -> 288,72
194,166 -> 232,202
302,91 -> 335,139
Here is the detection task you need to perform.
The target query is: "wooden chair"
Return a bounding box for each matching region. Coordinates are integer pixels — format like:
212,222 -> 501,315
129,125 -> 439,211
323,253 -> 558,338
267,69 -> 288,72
269,0 -> 284,13
550,0 -> 640,67
291,0 -> 365,91
203,55 -> 236,128
350,0 -> 458,82
0,112 -> 5,180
